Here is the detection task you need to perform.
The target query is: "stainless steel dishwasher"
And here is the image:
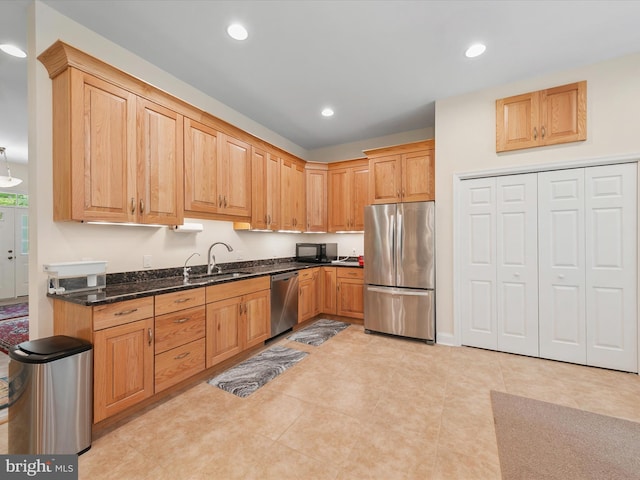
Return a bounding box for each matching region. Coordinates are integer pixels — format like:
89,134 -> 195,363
270,271 -> 299,338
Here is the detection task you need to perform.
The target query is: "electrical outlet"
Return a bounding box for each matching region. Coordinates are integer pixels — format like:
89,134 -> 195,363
143,255 -> 152,268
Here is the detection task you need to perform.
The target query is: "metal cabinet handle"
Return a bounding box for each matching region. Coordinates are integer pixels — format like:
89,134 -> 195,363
174,298 -> 191,304
131,198 -> 136,214
139,199 -> 144,214
239,304 -> 243,315
114,308 -> 138,316
267,214 -> 271,224
148,328 -> 153,346
8,256 -> 13,260
541,126 -> 546,139
396,190 -> 400,198
219,195 -> 223,207
173,317 -> 189,324
174,352 -> 190,360
533,127 -> 538,140
224,196 -> 227,208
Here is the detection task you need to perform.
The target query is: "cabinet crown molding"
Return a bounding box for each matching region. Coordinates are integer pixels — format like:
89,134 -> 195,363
363,139 -> 434,158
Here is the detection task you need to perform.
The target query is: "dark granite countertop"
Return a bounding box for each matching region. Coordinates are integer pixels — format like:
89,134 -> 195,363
49,258 -> 362,306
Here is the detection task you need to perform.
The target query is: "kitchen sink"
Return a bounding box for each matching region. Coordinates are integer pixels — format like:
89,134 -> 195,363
189,271 -> 252,282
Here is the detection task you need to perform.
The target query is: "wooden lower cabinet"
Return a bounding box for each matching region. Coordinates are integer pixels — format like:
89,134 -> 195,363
155,338 -> 206,393
93,317 -> 154,423
336,268 -> 364,319
205,277 -> 271,368
321,267 -> 337,315
298,268 -> 320,323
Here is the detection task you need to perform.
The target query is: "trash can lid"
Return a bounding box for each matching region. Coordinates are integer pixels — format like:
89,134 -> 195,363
9,335 -> 92,363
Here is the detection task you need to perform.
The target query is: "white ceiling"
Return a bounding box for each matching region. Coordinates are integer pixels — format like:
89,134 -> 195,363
3,0 -> 640,164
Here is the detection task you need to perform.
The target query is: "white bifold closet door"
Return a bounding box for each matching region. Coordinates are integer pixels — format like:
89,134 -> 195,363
460,174 -> 538,356
538,163 -> 637,372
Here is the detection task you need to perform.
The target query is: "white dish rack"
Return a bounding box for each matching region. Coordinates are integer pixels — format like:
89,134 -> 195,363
43,261 -> 108,294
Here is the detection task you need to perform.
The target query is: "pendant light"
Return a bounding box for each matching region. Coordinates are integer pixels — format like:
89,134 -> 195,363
0,147 -> 23,188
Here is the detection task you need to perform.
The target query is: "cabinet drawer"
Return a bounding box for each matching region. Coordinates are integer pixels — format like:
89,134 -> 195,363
206,276 -> 270,303
93,297 -> 154,330
154,306 -> 206,354
155,288 -> 205,316
154,338 -> 206,393
298,268 -> 317,281
337,268 -> 364,280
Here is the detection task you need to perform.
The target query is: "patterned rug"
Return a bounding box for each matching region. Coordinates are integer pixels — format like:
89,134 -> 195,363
287,319 -> 350,346
208,346 -> 308,398
0,302 -> 28,321
0,317 -> 29,354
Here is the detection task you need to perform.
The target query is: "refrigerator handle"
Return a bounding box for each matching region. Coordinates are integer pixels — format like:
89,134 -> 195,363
396,209 -> 403,284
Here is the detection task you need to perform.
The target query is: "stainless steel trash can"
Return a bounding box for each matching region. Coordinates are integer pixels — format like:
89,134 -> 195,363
8,335 -> 93,455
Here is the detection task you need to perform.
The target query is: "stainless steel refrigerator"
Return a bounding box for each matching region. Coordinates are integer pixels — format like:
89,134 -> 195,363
364,202 -> 435,343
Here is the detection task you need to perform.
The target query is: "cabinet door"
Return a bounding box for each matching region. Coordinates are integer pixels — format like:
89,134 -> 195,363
585,163 -> 637,372
294,162 -> 306,231
93,317 -> 154,423
540,81 -> 586,147
220,135 -> 251,217
328,168 -> 350,232
337,277 -> 364,319
137,98 -> 184,225
266,153 -> 281,230
496,91 -> 540,152
369,155 -> 401,204
313,269 -> 322,316
351,165 -> 369,230
496,174 -> 538,357
280,158 -> 294,230
306,167 -> 327,232
402,150 -> 434,202
206,297 -> 243,367
244,290 -> 271,349
184,117 -> 219,214
459,177 -> 498,350
321,267 -> 337,315
73,71 -> 137,222
538,169 -> 586,365
298,279 -> 315,323
251,147 -> 268,229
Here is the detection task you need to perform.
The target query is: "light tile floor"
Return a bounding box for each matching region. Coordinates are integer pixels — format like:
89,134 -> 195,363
1,324 -> 640,479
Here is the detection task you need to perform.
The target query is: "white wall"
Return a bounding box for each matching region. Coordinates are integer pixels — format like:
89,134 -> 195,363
434,51 -> 640,345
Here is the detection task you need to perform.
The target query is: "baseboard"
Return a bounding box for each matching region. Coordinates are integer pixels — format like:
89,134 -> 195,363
435,332 -> 458,346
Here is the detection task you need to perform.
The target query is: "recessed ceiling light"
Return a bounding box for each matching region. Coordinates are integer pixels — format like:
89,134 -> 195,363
321,107 -> 334,117
0,44 -> 26,58
465,43 -> 486,58
227,23 -> 248,41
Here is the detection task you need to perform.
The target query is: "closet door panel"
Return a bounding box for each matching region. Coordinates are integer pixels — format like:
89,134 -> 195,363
585,163 -> 637,372
496,174 -> 539,356
460,177 -> 497,350
538,169 -> 586,364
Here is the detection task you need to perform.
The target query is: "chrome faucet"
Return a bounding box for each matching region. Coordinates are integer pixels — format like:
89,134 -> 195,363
207,242 -> 233,274
183,252 -> 200,283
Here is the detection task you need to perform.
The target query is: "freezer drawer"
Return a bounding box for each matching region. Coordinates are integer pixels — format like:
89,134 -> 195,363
364,286 -> 435,343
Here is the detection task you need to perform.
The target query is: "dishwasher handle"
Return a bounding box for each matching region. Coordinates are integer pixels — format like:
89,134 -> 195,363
271,271 -> 299,283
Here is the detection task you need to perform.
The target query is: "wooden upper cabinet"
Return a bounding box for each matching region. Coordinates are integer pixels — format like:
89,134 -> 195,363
496,81 -> 586,152
328,159 -> 369,232
280,157 -> 305,231
184,117 -> 251,219
219,135 -> 251,217
266,153 -> 282,230
250,147 -> 268,230
305,163 -> 328,232
137,98 -> 184,225
184,117 -> 219,214
39,42 -> 184,225
366,140 -> 434,204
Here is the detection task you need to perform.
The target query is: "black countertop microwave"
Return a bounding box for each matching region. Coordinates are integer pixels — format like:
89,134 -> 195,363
296,243 -> 338,263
